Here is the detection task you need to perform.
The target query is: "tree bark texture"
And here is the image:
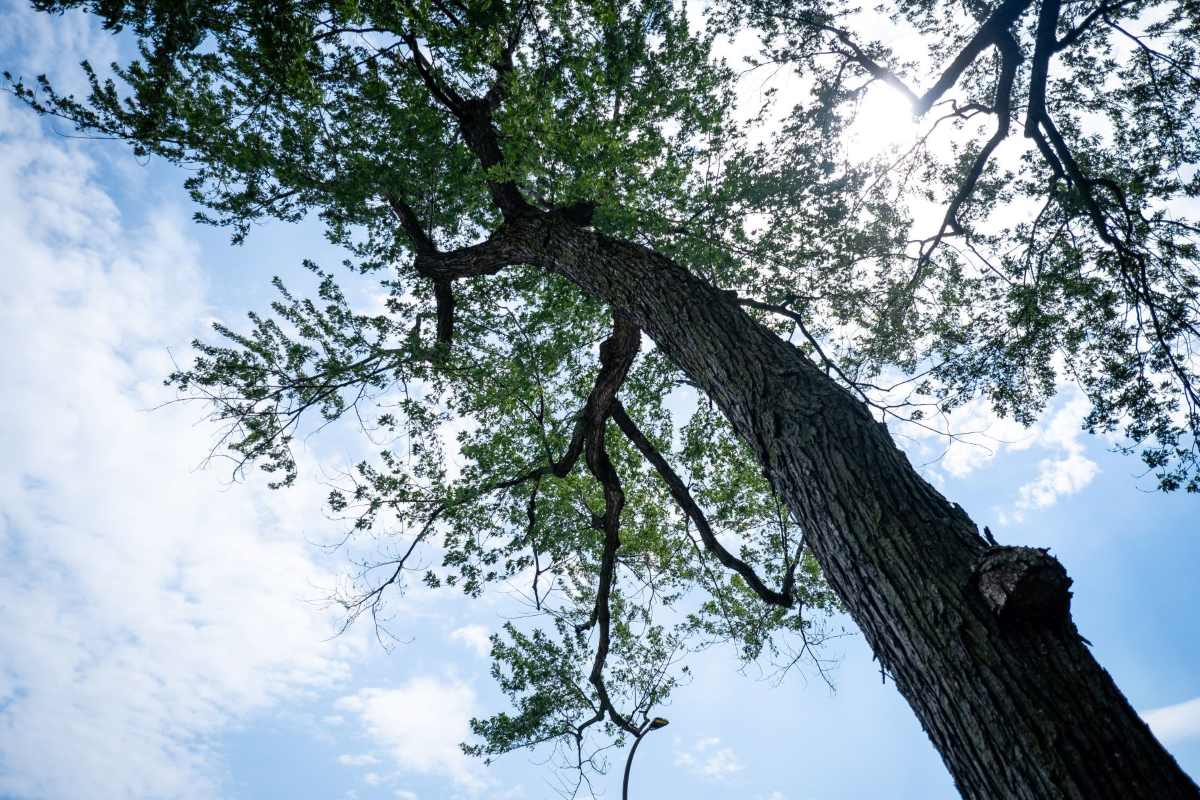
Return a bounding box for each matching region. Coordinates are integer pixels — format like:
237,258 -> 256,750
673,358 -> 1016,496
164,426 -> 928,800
422,213 -> 1200,799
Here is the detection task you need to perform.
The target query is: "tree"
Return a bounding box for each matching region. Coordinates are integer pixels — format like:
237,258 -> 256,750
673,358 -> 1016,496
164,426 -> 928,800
8,0 -> 1200,796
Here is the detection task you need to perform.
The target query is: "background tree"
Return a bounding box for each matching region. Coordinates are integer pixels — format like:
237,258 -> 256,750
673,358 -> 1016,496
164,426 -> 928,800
8,0 -> 1200,796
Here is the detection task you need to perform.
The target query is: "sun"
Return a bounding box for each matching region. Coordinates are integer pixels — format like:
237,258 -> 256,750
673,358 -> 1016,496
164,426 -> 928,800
844,84 -> 921,159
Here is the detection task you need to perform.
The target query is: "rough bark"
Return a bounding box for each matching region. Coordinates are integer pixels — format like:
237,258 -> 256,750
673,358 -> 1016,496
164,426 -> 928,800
420,213 -> 1200,799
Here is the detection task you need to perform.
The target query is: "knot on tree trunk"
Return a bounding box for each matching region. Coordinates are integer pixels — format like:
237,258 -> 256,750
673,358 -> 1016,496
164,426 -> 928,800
973,546 -> 1073,624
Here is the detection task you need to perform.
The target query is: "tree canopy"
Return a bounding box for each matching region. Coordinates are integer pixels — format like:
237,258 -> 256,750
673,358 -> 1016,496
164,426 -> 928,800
8,0 -> 1200,794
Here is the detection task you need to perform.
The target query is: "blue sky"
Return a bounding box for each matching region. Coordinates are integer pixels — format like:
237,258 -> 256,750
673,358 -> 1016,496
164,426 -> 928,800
0,3 -> 1197,799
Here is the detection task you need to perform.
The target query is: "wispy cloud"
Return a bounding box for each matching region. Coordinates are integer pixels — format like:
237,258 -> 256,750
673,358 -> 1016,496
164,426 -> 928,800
674,736 -> 745,783
1143,695 -> 1200,745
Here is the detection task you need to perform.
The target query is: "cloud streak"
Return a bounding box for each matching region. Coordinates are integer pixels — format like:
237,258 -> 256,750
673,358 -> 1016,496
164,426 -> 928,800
1143,696 -> 1200,745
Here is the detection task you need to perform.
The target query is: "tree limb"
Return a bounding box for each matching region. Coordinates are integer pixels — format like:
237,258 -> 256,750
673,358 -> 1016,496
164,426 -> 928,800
611,402 -> 795,608
786,0 -> 1033,116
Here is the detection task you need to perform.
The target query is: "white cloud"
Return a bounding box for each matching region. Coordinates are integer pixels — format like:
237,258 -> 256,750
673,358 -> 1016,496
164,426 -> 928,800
674,736 -> 745,783
325,715 -> 347,726
0,48 -> 356,800
394,791 -> 419,800
1143,695 -> 1200,745
997,393 -> 1099,524
339,754 -> 381,766
937,407 -> 1028,479
879,375 -> 1030,480
892,383 -> 1100,523
450,624 -> 493,658
336,676 -> 488,792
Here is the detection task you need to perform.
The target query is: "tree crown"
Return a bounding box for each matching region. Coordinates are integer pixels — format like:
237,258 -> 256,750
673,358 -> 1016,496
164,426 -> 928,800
9,0 -> 1199,784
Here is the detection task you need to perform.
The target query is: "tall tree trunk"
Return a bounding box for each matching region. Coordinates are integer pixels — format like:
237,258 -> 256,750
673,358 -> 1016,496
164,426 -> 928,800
432,213 -> 1200,798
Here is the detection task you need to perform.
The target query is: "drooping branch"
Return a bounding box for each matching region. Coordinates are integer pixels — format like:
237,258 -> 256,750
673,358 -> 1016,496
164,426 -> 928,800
1053,0 -> 1137,52
574,312 -> 641,635
580,418 -> 632,733
439,309 -> 640,633
781,0 -> 1036,286
569,312 -> 642,736
385,11 -> 536,343
330,308 -> 638,634
1021,0 -> 1151,246
909,0 -> 1033,114
1013,0 -> 1200,423
433,277 -> 455,344
526,475 -> 549,610
446,304 -> 639,501
610,402 -> 796,608
549,311 -> 642,483
329,502 -> 447,638
1025,0 -> 1064,144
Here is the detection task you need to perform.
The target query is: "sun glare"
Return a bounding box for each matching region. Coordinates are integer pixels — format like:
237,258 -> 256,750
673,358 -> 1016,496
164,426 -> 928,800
844,85 -> 921,159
